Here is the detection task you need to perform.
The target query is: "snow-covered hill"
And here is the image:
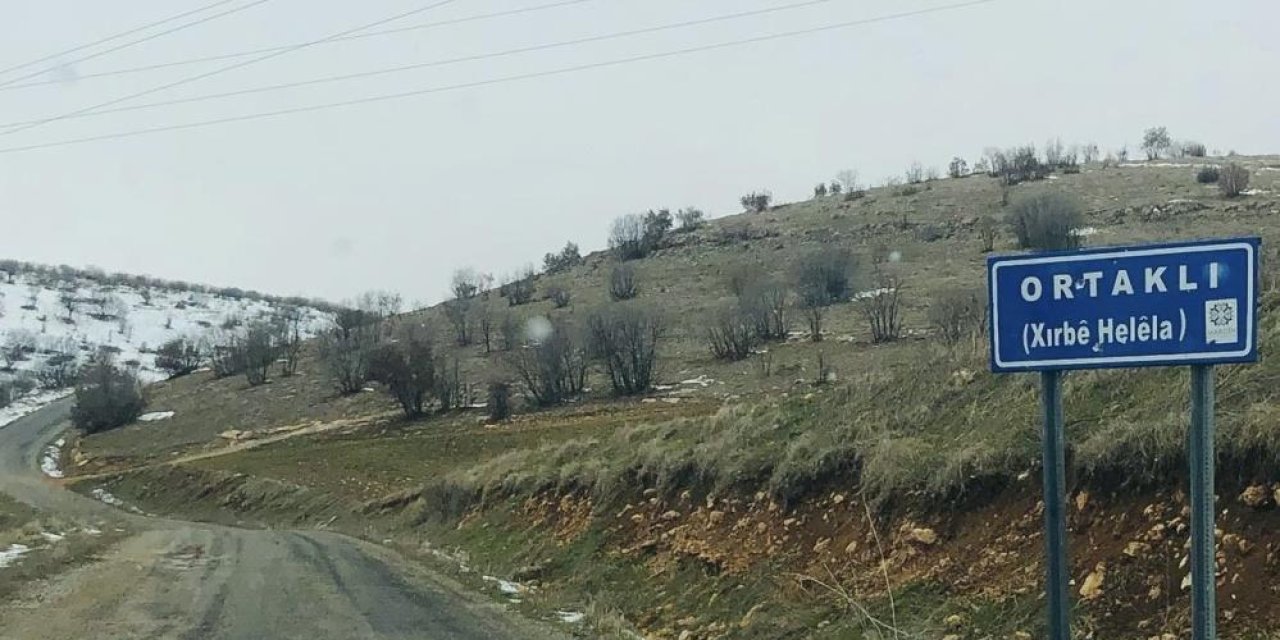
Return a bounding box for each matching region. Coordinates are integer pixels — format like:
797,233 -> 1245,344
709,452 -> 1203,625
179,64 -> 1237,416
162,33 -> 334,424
0,267 -> 333,393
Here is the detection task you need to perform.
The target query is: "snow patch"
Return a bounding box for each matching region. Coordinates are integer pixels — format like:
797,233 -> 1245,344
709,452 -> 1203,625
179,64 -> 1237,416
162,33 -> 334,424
0,544 -> 31,568
482,575 -> 526,597
680,374 -> 715,387
90,487 -> 143,514
1071,227 -> 1100,237
40,437 -> 64,478
1242,188 -> 1271,196
556,611 -> 585,624
40,532 -> 65,543
137,411 -> 175,422
0,389 -> 73,429
853,287 -> 894,300
82,527 -> 102,536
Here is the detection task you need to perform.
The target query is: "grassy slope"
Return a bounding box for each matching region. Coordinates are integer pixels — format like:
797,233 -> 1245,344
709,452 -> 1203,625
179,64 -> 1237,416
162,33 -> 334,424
71,156 -> 1280,638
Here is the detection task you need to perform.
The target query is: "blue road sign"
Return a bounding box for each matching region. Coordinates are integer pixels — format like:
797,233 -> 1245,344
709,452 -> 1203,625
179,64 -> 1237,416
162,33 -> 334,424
988,237 -> 1260,372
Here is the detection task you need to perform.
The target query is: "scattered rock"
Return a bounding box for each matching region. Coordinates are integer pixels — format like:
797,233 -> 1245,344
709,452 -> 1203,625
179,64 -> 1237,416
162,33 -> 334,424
844,540 -> 859,555
812,538 -> 830,553
943,613 -> 964,628
1124,541 -> 1151,558
1080,563 -> 1106,599
739,603 -> 765,629
1075,491 -> 1090,512
1013,632 -> 1032,640
661,510 -> 681,521
630,514 -> 644,523
1181,573 -> 1193,591
831,493 -> 846,505
1239,485 -> 1268,508
708,510 -> 725,526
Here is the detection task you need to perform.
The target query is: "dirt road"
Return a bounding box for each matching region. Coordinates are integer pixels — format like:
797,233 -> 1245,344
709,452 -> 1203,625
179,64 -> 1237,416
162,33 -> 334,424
0,400 -> 566,640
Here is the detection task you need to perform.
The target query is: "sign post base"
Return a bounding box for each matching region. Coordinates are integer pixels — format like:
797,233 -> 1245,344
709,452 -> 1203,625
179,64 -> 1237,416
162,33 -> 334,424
1040,370 -> 1070,640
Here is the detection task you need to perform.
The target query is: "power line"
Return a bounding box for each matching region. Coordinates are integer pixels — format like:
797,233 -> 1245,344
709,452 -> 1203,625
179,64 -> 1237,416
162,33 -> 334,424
0,0 -> 278,89
0,0 -> 997,155
0,0 -> 842,129
0,0 -> 465,138
0,0 -> 596,92
0,0 -> 236,78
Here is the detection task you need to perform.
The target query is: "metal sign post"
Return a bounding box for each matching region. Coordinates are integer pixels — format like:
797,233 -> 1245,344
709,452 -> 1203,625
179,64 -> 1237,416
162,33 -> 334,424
1190,364 -> 1216,639
987,237 -> 1260,639
1040,369 -> 1070,640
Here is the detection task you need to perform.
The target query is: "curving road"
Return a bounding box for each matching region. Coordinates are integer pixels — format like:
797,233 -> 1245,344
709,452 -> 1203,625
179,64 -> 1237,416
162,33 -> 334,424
0,400 -> 565,640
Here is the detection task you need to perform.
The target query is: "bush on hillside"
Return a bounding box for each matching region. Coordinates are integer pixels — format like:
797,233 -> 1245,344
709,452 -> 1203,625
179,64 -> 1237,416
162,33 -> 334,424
608,264 -> 639,301
1184,141 -> 1207,157
502,267 -> 536,306
487,380 -> 511,421
675,207 -> 704,232
71,351 -> 146,434
443,298 -> 473,345
859,272 -> 904,343
705,305 -> 758,361
155,337 -> 204,378
35,354 -> 79,389
543,242 -> 583,274
450,268 -> 489,300
509,319 -> 586,407
976,216 -> 999,253
434,357 -> 466,411
367,322 -> 436,417
317,320 -> 377,395
793,247 -> 855,304
1,330 -> 36,370
547,286 -> 571,309
239,321 -> 277,386
1006,192 -> 1084,251
586,304 -> 662,396
1196,166 -> 1221,184
740,192 -> 772,213
740,280 -> 789,341
813,183 -> 828,199
948,157 -> 968,179
498,312 -> 521,351
929,289 -> 984,345
1218,163 -> 1250,198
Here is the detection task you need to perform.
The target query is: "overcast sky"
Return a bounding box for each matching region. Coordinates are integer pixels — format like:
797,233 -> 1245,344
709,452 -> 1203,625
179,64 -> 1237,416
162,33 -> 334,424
0,0 -> 1275,304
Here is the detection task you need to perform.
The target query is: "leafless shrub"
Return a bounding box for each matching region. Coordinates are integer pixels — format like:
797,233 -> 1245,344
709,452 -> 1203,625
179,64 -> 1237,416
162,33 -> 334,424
1081,143 -> 1099,163
502,266 -> 536,306
498,312 -> 521,351
586,304 -> 662,395
929,289 -> 984,345
509,319 -> 587,407
976,216 -> 999,252
317,321 -> 377,395
859,272 -> 904,343
2,330 -> 36,370
608,264 -> 639,301
705,305 -> 758,361
434,357 -> 465,411
675,207 -> 705,231
241,321 -> 277,386
155,337 -> 204,378
1006,192 -> 1084,251
813,183 -> 828,199
1218,163 -> 1250,198
948,157 -> 968,179
1183,141 -> 1207,157
794,247 -> 855,304
741,280 -> 789,341
740,191 -> 772,213
367,321 -> 436,417
904,162 -> 924,184
71,350 -> 145,434
274,307 -> 304,376
1196,166 -> 1220,184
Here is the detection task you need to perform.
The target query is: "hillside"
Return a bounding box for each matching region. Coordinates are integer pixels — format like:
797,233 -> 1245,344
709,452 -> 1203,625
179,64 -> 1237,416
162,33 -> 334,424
0,262 -> 333,401
63,153 -> 1280,638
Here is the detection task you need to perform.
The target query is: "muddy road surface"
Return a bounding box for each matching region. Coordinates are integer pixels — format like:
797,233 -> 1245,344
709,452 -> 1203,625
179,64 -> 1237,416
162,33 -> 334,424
0,400 -> 565,640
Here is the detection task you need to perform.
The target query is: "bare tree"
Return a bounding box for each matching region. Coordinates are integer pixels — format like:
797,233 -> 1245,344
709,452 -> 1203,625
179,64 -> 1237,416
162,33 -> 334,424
609,214 -> 649,260
813,183 -> 828,199
474,302 -> 494,354
859,272 -> 904,343
608,264 -> 640,301
71,350 -> 145,434
443,298 -> 473,345
241,321 -> 276,386
904,162 -> 925,184
948,157 -> 969,179
793,247 -> 855,342
209,329 -> 245,378
498,312 -> 521,351
1006,192 -> 1084,251
435,357 -> 465,411
1044,137 -> 1065,166
367,321 -> 436,417
1081,143 -> 1100,164
450,268 -> 489,300
1141,126 -> 1171,160
586,304 -> 662,395
58,291 -> 78,323
487,380 -> 512,421
317,320 -> 377,394
509,319 -> 587,406
356,290 -> 403,319
274,307 -> 304,376
1218,163 -> 1250,198
2,330 -> 36,370
740,280 -> 789,341
834,169 -> 859,194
